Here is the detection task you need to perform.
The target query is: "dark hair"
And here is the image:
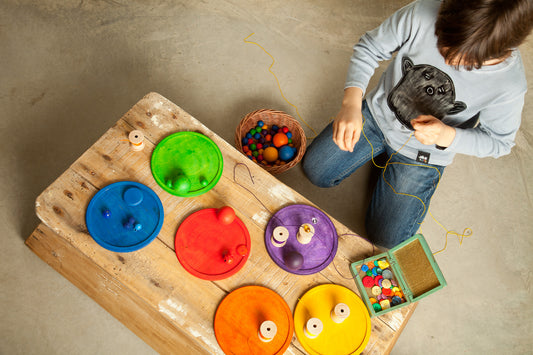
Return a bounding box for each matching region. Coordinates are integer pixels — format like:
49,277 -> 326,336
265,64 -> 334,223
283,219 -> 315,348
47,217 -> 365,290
435,0 -> 533,70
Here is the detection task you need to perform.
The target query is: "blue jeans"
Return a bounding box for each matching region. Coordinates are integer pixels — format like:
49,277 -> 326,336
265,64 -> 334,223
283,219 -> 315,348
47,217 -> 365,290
302,101 -> 445,249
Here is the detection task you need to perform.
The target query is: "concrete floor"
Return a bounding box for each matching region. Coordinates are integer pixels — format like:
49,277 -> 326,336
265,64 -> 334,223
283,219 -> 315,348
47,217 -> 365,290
2,1 -> 532,354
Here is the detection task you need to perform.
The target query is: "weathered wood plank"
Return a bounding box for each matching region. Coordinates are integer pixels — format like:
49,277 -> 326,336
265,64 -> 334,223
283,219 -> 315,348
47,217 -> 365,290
25,224 -> 212,355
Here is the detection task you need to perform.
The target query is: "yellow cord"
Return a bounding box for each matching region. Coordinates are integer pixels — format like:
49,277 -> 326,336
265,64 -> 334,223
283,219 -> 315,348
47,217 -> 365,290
361,113 -> 435,220
432,228 -> 473,255
361,113 -> 473,254
243,33 -> 317,139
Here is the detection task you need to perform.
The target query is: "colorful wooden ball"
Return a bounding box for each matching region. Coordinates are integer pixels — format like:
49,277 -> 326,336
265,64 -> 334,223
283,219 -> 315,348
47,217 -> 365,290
257,120 -> 264,127
236,244 -> 249,256
278,145 -> 296,161
283,250 -> 303,271
174,175 -> 191,194
123,217 -> 135,230
282,126 -> 289,133
217,206 -> 236,225
273,133 -> 289,148
263,147 -> 279,163
222,250 -> 234,264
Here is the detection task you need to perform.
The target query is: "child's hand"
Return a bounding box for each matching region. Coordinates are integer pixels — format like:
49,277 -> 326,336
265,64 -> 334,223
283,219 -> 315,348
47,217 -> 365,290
333,87 -> 365,152
333,106 -> 363,152
411,115 -> 456,147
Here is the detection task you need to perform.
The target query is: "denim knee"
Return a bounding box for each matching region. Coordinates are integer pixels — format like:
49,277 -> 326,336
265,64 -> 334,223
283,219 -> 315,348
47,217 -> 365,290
302,153 -> 339,188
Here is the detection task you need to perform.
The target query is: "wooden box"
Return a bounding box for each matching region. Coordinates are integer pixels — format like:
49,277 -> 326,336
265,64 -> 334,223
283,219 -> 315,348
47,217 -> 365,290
350,234 -> 446,318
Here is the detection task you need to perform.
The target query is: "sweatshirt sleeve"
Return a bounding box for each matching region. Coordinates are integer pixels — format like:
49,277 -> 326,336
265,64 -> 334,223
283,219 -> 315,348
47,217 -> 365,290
345,1 -> 419,94
448,93 -> 525,158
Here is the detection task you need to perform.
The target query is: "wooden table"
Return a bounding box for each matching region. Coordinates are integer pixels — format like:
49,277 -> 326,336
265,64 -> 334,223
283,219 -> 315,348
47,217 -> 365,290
26,92 -> 416,354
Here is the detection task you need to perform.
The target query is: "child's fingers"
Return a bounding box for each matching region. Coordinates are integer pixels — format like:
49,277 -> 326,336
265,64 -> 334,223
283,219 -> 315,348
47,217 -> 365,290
333,125 -> 348,151
349,128 -> 361,152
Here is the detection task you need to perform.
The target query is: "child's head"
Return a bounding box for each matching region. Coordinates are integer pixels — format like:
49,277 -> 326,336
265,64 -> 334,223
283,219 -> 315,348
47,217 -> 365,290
435,0 -> 533,70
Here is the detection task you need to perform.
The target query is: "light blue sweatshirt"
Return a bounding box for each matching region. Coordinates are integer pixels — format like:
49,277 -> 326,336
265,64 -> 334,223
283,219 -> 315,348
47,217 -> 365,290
345,0 -> 527,166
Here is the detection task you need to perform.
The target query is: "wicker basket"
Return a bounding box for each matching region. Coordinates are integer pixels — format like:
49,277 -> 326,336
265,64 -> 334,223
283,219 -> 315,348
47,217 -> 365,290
235,109 -> 307,175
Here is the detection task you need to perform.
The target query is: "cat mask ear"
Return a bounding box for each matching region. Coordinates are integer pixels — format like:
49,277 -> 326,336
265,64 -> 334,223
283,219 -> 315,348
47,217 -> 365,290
402,57 -> 414,74
447,101 -> 467,115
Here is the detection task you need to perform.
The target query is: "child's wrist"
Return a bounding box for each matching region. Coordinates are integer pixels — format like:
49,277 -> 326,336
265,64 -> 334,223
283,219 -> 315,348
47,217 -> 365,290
436,126 -> 456,147
342,87 -> 364,108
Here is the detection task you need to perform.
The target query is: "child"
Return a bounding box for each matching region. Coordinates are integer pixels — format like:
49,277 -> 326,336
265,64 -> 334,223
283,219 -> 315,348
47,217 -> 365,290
302,0 -> 533,248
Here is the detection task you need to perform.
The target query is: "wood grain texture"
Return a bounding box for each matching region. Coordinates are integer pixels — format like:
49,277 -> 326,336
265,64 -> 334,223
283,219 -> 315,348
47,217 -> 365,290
30,92 -> 415,354
26,224 -> 212,355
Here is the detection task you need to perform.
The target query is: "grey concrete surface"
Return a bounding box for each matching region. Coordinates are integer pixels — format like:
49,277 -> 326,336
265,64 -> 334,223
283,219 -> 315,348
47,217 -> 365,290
2,1 -> 532,354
